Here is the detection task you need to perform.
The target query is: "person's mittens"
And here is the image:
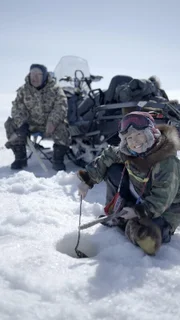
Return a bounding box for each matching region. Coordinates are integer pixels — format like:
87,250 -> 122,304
77,170 -> 94,188
119,207 -> 137,220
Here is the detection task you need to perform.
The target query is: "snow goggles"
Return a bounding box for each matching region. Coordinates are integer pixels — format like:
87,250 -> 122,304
119,114 -> 154,134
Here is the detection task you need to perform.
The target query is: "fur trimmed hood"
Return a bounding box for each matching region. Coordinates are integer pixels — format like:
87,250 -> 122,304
121,124 -> 180,171
148,76 -> 161,89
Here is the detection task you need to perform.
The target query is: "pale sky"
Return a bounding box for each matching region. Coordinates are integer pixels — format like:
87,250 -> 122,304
1,0 -> 180,94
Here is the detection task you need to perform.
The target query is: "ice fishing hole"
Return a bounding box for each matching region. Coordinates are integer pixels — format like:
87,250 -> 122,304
56,231 -> 98,258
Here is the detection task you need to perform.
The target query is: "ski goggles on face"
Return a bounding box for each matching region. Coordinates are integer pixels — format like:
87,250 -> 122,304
119,114 -> 153,134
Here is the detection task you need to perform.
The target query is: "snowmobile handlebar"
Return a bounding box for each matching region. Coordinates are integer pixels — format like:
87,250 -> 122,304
90,75 -> 103,82
59,76 -> 73,82
58,71 -> 103,94
59,74 -> 103,85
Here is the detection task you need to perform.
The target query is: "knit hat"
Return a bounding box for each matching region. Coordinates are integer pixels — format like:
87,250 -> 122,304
30,64 -> 48,84
119,111 -> 161,156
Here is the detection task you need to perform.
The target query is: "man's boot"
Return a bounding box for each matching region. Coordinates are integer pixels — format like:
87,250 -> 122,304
11,144 -> 27,170
52,144 -> 68,171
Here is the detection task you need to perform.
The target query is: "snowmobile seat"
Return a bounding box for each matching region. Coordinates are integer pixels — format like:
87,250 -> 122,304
77,89 -> 105,120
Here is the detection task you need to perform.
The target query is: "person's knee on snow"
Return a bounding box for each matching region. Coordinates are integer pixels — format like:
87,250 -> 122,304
125,218 -> 162,255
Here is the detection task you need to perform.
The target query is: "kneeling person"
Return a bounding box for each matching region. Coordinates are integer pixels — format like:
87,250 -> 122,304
77,111 -> 180,255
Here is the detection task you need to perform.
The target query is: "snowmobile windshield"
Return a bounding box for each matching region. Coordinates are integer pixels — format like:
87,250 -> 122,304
54,55 -> 91,94
119,114 -> 154,134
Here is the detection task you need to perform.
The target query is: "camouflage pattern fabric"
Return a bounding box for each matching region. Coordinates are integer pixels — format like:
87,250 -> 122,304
85,125 -> 180,233
4,74 -> 71,146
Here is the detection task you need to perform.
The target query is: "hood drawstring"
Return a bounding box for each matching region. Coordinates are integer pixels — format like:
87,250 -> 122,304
117,161 -> 153,204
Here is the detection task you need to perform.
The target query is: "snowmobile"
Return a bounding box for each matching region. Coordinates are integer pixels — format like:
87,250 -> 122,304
54,55 -> 108,167
53,56 -> 180,168
54,56 -> 134,167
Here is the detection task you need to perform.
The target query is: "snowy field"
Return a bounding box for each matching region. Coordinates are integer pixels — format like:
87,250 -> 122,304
0,92 -> 180,320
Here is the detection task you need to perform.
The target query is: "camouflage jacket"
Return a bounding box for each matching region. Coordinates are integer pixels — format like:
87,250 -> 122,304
11,74 -> 68,129
85,125 -> 180,230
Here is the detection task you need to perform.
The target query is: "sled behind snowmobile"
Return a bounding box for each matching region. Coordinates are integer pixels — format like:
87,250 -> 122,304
53,56 -> 180,168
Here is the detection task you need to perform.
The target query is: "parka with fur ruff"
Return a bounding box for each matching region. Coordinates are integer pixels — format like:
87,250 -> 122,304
83,124 -> 180,231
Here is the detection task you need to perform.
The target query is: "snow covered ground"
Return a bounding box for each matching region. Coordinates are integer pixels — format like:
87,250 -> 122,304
0,92 -> 180,320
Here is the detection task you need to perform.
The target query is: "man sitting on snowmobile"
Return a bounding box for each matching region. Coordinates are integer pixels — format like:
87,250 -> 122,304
77,111 -> 180,255
4,64 -> 71,171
